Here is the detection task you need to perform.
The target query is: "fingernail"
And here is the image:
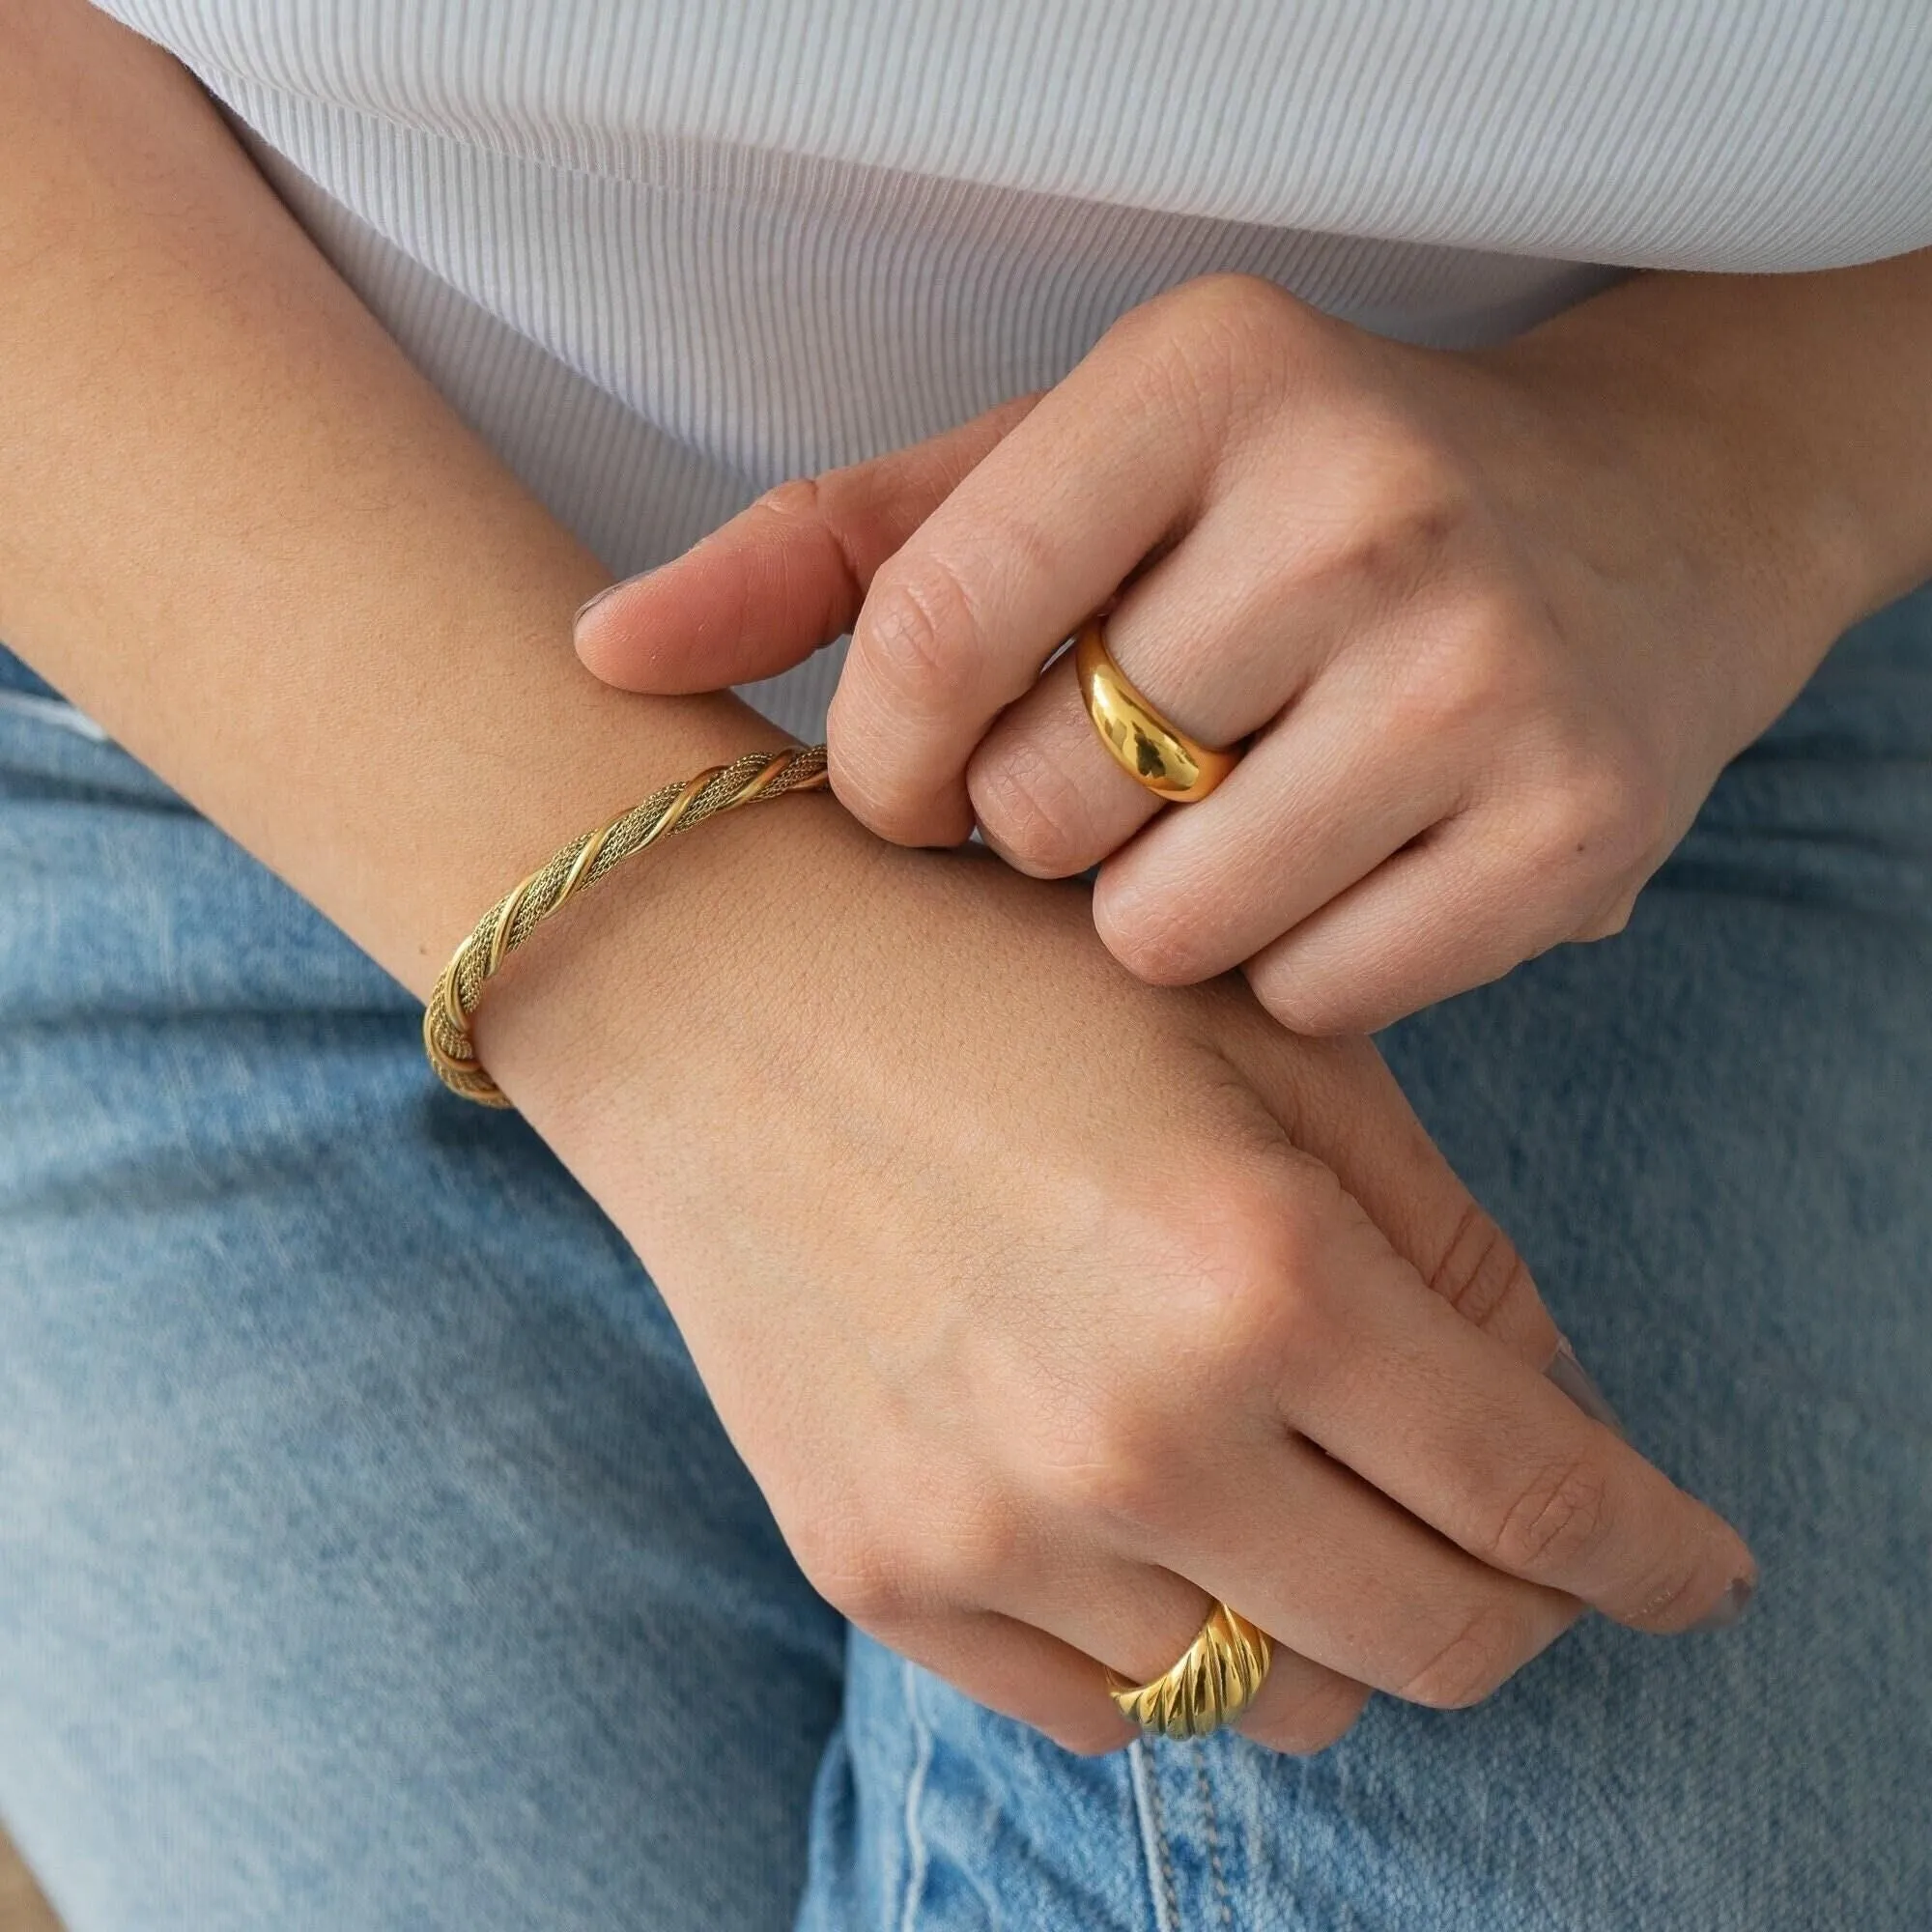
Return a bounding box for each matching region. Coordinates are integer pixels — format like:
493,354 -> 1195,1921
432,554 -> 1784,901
1687,1573 -> 1757,1634
573,581 -> 628,630
1546,1335 -> 1627,1438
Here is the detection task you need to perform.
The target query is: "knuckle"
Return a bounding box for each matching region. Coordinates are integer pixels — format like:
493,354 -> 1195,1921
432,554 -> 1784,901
1629,769 -> 1677,861
1246,952 -> 1368,1038
1576,888 -> 1640,942
754,473 -> 825,526
1107,273 -> 1303,436
1183,1172 -> 1340,1362
921,1500 -> 1026,1604
1548,761 -> 1639,865
1254,1676 -> 1372,1756
858,554 -> 982,713
755,473 -> 875,599
1026,1170 -> 1348,1522
790,1518 -> 922,1631
1036,1430 -> 1166,1531
970,735 -> 1098,875
1482,1453 -> 1614,1578
807,1553 -> 914,1633
1166,270 -> 1302,328
1024,1383 -> 1178,1529
1094,880 -> 1213,985
1426,1200 -> 1535,1336
1532,725 -> 1674,881
1309,465 -> 1477,606
1392,596 -> 1520,739
1166,272 -> 1304,367
1397,1601 -> 1534,1711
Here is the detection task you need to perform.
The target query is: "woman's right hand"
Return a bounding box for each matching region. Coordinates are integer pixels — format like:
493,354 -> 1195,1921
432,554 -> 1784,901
487,799 -> 1754,1755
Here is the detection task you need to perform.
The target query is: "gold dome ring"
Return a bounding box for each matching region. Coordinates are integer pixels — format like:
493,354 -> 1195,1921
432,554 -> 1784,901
1073,619 -> 1240,804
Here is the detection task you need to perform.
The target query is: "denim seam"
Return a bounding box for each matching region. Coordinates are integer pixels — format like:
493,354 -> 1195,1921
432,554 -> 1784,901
1127,1740 -> 1181,1932
1190,1745 -> 1235,1931
896,1658 -> 933,1932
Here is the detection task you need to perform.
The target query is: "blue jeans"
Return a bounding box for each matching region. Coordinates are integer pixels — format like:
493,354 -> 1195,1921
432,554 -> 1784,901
1,595 -> 1928,1931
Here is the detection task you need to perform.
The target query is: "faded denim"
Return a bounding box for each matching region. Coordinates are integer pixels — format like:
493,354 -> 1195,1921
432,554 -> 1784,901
2,589 -> 1928,1929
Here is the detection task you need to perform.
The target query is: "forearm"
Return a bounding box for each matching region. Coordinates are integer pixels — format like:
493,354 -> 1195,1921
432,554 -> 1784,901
0,0 -> 789,1012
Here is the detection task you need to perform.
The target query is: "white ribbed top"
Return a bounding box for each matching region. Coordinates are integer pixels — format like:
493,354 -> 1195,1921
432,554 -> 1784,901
94,0 -> 1932,737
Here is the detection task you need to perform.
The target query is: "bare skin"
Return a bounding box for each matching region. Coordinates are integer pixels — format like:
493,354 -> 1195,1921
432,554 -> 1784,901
580,256 -> 1932,1034
1,0 -> 1751,1760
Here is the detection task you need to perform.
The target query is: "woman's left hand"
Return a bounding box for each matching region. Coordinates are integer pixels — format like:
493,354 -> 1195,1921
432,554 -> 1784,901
577,270 -> 1860,1032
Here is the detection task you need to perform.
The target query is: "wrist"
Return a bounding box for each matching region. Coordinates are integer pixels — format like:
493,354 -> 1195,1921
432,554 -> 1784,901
469,784 -> 867,1153
1487,270 -> 1932,646
1454,300 -> 1867,779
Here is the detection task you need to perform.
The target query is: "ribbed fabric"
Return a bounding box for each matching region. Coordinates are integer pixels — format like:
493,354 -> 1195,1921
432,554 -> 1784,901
92,0 -> 1932,739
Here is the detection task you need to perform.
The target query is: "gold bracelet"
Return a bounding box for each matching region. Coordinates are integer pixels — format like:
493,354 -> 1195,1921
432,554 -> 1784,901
423,743 -> 830,1108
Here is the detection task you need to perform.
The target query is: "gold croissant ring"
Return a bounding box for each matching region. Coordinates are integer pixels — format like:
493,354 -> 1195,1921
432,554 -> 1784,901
1108,1602 -> 1273,1740
1073,619 -> 1240,804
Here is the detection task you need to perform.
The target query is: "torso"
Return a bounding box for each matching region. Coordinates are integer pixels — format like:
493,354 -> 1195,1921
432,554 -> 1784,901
95,0 -> 1932,735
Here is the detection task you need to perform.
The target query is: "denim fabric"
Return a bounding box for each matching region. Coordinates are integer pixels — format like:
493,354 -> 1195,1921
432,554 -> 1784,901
1,592 -> 1928,1930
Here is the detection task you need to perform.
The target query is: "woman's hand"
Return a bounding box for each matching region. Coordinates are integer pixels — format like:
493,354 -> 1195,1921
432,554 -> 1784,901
486,804 -> 1756,1756
0,0 -> 1766,1768
578,269 -> 1895,1032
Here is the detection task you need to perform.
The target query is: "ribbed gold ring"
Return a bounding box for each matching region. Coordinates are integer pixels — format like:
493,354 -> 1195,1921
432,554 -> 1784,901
1074,619 -> 1240,803
1107,1602 -> 1272,1740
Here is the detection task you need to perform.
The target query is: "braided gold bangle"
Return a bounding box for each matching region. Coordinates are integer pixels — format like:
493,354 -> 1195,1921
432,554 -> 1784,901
423,743 -> 830,1108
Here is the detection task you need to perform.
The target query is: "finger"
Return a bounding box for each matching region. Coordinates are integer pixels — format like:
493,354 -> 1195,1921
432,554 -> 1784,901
867,1542 -> 1364,1758
965,476 -> 1395,878
964,550 -> 1317,876
1092,660 -> 1460,987
1208,1016 -> 1618,1438
830,336 -> 1223,845
1235,1645 -> 1374,1755
573,395 -> 1039,693
1205,1019 -> 1560,1369
1108,1605 -> 1374,1760
857,1605 -> 1138,1756
965,652 -> 1158,877
1241,812 -> 1600,1037
989,1535 -> 1375,1758
1273,1181 -> 1755,1630
1143,1428 -> 1582,1712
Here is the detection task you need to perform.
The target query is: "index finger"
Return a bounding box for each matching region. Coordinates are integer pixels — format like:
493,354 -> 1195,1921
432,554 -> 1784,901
1276,1184 -> 1756,1633
830,322 -> 1218,845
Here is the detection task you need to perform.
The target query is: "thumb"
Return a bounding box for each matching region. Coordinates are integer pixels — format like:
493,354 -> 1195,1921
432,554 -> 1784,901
574,392 -> 1042,695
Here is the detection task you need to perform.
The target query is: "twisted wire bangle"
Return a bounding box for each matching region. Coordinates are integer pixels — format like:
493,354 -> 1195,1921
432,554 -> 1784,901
423,743 -> 830,1107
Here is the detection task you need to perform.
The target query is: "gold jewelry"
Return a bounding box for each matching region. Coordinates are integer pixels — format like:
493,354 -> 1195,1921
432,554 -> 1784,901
423,744 -> 830,1108
1107,1602 -> 1272,1740
1074,620 -> 1240,803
